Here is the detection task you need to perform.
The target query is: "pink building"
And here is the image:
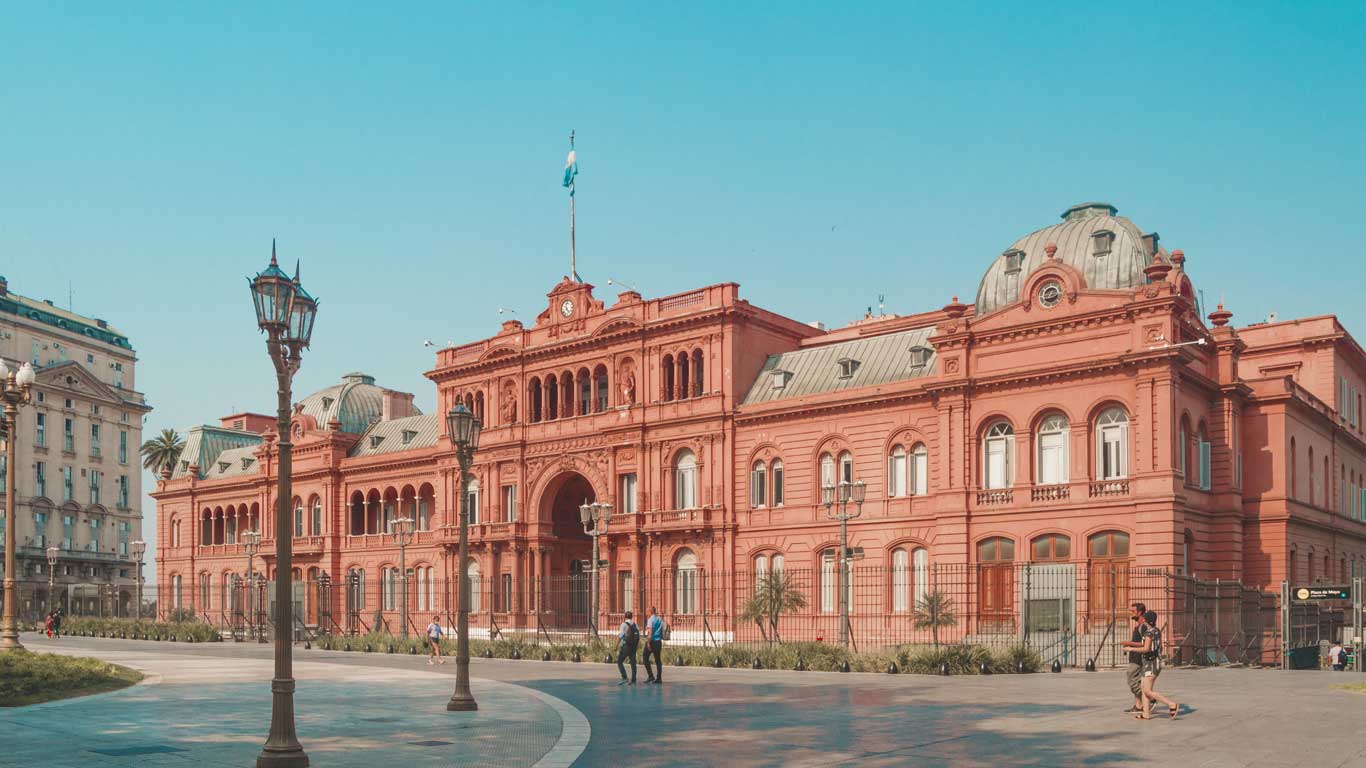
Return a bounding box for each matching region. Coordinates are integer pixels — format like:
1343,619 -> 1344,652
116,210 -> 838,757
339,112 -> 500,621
153,203 -> 1366,654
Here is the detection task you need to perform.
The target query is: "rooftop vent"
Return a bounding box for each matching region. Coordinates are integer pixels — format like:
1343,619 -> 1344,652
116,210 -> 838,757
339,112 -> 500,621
1061,202 -> 1118,221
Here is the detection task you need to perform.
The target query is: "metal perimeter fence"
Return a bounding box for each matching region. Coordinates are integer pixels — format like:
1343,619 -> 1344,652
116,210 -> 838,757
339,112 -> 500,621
133,562 -> 1337,668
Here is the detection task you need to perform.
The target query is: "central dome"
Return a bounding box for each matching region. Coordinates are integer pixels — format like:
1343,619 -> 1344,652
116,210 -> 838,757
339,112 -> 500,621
975,203 -> 1164,315
296,372 -> 421,433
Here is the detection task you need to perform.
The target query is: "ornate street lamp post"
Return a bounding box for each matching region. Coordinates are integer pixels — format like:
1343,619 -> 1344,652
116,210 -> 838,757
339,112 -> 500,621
0,359 -> 36,651
131,540 -> 146,621
243,529 -> 262,642
820,479 -> 865,648
46,546 -> 58,617
249,242 -> 318,768
446,402 -> 481,712
389,516 -> 416,639
578,501 -> 612,639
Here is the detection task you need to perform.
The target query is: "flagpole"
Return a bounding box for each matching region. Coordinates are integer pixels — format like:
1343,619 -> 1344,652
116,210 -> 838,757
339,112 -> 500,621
571,188 -> 576,282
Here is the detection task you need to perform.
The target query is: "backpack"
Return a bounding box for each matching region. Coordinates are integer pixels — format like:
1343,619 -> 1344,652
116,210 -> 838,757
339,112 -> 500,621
661,621 -> 671,641
626,621 -> 640,646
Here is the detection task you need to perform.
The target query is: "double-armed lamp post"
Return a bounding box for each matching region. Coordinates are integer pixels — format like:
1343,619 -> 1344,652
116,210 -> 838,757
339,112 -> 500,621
578,501 -> 612,639
390,516 -> 416,639
820,479 -> 866,647
46,546 -> 58,616
242,529 -> 263,642
0,359 -> 37,652
249,242 -> 318,768
446,402 -> 481,712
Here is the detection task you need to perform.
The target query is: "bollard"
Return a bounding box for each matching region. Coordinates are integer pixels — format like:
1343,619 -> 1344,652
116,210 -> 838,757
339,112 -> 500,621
939,662 -> 951,676
752,657 -> 763,669
1084,658 -> 1096,672
343,642 -> 351,652
795,657 -> 807,671
387,644 -> 395,654
604,654 -> 613,664
1051,659 -> 1062,673
841,660 -> 851,673
409,645 -> 417,655
511,649 -> 522,660
572,651 -> 582,663
304,641 -> 311,650
713,656 -> 724,668
676,655 -> 687,667
979,661 -> 992,675
886,662 -> 898,675
542,651 -> 551,662
484,648 -> 495,659
1016,659 -> 1027,674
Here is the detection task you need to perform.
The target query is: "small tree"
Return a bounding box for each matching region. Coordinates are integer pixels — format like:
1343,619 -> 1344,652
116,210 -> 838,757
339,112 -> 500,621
740,570 -> 807,645
140,429 -> 186,480
913,590 -> 957,648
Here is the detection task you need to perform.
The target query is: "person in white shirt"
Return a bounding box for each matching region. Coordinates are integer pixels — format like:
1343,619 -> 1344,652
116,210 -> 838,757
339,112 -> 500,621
426,615 -> 446,666
1329,642 -> 1346,671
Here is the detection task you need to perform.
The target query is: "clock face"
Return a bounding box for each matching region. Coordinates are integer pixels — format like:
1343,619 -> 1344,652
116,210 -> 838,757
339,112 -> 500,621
1038,281 -> 1063,308
560,299 -> 575,317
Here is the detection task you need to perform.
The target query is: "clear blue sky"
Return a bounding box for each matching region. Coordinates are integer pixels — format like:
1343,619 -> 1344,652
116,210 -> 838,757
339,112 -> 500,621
3,3 -> 1363,576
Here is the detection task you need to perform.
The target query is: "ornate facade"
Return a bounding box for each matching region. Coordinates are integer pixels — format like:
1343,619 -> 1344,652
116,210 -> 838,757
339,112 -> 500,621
152,203 -> 1366,641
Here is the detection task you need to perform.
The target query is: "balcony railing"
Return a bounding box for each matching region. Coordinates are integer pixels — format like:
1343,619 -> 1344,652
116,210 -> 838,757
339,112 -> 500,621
1031,484 -> 1070,502
975,489 -> 1013,505
1089,479 -> 1130,497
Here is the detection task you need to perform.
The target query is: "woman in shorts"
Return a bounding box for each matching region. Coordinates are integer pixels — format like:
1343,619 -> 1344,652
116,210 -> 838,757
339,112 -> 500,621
425,615 -> 446,665
1134,610 -> 1178,719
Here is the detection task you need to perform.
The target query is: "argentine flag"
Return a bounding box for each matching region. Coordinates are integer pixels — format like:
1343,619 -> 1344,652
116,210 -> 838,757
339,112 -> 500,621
563,149 -> 578,195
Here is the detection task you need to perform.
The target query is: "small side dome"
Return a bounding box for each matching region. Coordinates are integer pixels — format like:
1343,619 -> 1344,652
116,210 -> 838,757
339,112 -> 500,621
975,203 -> 1164,315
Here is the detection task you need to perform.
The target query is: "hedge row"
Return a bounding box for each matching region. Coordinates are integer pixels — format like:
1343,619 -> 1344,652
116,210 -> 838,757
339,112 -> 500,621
310,633 -> 1044,675
57,617 -> 221,643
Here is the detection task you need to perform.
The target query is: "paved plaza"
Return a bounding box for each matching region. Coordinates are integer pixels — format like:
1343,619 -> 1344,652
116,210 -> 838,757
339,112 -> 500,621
4,633 -> 1364,767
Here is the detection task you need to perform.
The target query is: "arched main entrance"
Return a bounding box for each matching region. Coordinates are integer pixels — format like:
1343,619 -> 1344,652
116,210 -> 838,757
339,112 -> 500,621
540,471 -> 596,629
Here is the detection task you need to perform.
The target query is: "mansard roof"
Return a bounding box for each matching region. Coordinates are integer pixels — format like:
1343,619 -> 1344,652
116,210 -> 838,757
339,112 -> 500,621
171,425 -> 262,480
348,414 -> 441,458
203,445 -> 261,480
741,326 -> 936,405
296,372 -> 420,434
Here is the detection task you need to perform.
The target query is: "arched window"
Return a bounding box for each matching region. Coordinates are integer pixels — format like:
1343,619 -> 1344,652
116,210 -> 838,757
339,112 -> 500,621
1088,530 -> 1130,559
1180,416 -> 1191,477
199,572 -> 211,610
310,496 -> 323,536
691,349 -> 704,397
1290,437 -> 1297,499
1036,413 -> 1069,485
417,484 -> 435,531
172,574 -> 183,611
750,461 -> 766,508
978,537 -> 1015,563
1096,407 -> 1129,480
1031,533 -> 1071,561
293,499 -> 305,538
983,422 -> 1014,489
913,547 -> 929,607
838,451 -> 854,485
820,548 -> 838,614
546,374 -> 559,420
911,443 -> 928,495
1195,422 -> 1210,490
381,567 -> 398,611
755,553 -> 769,580
771,460 -> 784,506
1309,446 -> 1316,505
888,445 -> 908,497
466,559 -> 481,614
349,492 -> 365,536
675,549 -> 698,614
678,353 -> 691,401
415,565 -> 431,612
892,547 -> 910,612
528,377 -> 542,423
593,364 -> 609,412
201,510 -> 212,546
577,367 -> 592,416
674,449 -> 698,510
662,355 -> 675,401
819,453 -> 836,493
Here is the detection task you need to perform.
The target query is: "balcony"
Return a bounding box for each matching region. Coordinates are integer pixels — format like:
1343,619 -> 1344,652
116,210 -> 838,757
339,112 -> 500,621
1030,484 -> 1070,503
1089,480 -> 1130,497
975,489 -> 1013,506
642,507 -> 717,531
21,545 -> 125,563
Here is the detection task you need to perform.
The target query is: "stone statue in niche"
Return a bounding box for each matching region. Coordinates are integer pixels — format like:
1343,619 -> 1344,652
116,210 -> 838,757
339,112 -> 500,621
500,381 -> 518,424
620,364 -> 636,405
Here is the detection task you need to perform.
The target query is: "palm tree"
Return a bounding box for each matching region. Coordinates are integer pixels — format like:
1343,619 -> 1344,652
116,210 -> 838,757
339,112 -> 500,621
913,590 -> 957,648
141,429 -> 185,480
740,570 -> 807,645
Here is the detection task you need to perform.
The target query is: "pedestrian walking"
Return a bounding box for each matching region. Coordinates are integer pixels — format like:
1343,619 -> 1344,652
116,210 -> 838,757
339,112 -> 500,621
644,606 -> 666,684
1134,610 -> 1178,720
615,610 -> 641,685
426,615 -> 446,665
1329,641 -> 1346,671
1118,602 -> 1147,713
44,611 -> 54,639
52,608 -> 62,639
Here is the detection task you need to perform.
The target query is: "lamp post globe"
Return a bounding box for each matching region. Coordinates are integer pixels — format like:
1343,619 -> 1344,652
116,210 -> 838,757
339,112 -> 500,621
445,402 -> 481,713
249,242 -> 316,768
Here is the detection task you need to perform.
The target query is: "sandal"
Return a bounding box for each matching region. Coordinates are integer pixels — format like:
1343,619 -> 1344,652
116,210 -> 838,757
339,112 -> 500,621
1169,704 -> 1179,719
1133,712 -> 1151,720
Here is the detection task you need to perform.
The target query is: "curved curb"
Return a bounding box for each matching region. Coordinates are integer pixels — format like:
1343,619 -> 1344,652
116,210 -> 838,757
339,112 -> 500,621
478,678 -> 590,768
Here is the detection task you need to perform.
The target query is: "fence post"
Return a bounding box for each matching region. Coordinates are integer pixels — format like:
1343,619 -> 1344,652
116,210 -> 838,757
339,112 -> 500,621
1280,581 -> 1290,671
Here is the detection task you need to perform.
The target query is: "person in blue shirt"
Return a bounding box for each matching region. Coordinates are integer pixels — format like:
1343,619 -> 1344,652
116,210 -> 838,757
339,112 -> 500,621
425,615 -> 446,666
644,606 -> 665,684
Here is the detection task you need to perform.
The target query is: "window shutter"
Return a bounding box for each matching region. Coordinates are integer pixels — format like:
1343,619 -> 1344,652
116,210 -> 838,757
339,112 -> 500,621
1199,441 -> 1212,490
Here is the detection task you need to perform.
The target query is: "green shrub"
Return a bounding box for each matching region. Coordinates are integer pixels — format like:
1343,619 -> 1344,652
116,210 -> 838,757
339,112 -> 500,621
0,650 -> 143,706
60,617 -> 220,643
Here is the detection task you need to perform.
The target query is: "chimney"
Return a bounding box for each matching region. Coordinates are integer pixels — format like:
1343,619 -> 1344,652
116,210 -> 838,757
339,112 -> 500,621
381,390 -> 416,421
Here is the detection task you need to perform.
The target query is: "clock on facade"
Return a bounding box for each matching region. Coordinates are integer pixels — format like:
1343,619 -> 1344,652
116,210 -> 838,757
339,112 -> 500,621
1038,281 -> 1063,308
560,299 -> 575,317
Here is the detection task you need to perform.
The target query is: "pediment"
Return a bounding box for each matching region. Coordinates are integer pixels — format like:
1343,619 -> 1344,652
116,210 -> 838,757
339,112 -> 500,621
478,345 -> 521,363
34,361 -> 125,405
592,318 -> 642,337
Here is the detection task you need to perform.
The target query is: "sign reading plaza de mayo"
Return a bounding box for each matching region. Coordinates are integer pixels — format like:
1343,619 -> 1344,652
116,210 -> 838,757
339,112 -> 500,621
1294,586 -> 1351,601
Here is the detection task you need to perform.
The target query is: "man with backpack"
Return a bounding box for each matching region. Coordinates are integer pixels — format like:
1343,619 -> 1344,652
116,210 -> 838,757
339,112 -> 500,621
615,610 -> 641,685
644,606 -> 667,684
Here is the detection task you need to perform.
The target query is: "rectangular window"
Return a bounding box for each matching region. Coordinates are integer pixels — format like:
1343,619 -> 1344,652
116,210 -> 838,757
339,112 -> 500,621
773,463 -> 784,506
89,470 -> 102,505
985,439 -> 1010,489
500,573 -> 513,613
119,431 -> 128,464
912,449 -> 928,495
750,464 -> 766,507
118,475 -> 129,508
294,505 -> 304,537
200,573 -> 210,607
502,484 -> 517,522
617,571 -> 634,613
63,417 -> 74,452
1038,432 -> 1067,485
312,501 -> 323,535
619,473 -> 637,514
465,484 -> 480,525
35,462 -> 46,498
62,466 -> 74,501
35,413 -> 46,447
1099,423 -> 1129,479
31,340 -> 40,365
1198,440 -> 1212,490
119,521 -> 130,556
88,518 -> 101,551
888,450 -> 907,497
34,512 -> 49,548
90,424 -> 101,457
